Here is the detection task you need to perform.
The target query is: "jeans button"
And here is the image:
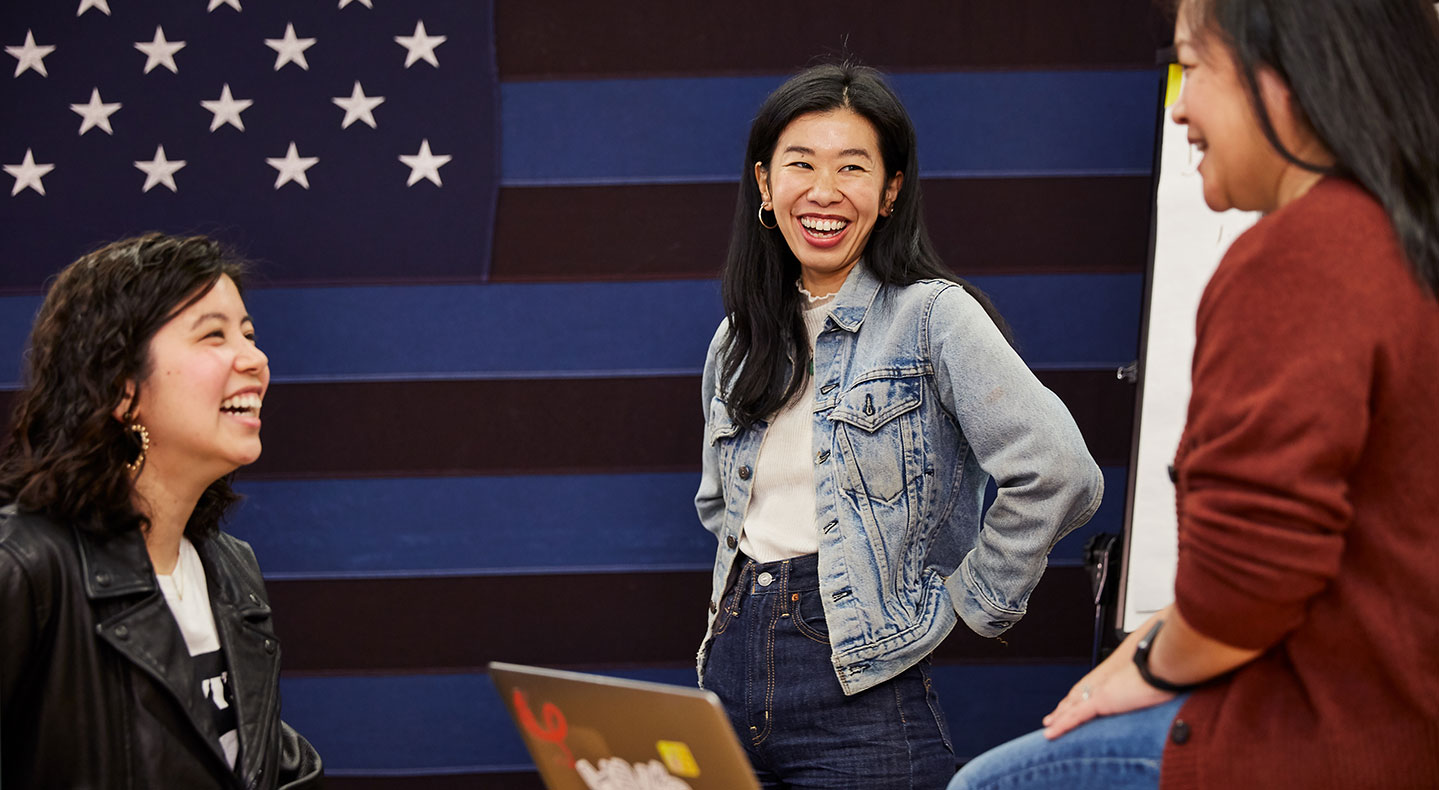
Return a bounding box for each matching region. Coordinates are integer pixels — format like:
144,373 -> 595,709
757,572 -> 774,587
738,465 -> 751,480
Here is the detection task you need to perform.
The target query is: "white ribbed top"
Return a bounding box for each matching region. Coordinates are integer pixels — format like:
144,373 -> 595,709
738,288 -> 835,561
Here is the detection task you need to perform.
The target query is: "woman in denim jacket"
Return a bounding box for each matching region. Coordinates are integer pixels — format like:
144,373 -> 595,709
695,61 -> 1104,789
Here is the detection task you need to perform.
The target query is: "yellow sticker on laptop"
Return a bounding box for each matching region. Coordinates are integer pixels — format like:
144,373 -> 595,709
656,740 -> 701,778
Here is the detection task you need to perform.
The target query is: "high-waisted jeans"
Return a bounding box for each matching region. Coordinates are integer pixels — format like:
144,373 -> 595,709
701,552 -> 956,789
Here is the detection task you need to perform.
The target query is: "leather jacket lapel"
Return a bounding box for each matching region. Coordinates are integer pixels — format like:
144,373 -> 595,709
79,528 -> 234,774
200,536 -> 282,786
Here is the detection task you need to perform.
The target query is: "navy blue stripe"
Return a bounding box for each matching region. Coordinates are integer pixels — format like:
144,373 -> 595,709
231,473 -> 713,578
279,664 -> 1086,775
500,71 -> 1160,185
0,274 -> 1141,387
0,302 -> 36,389
230,467 -> 1125,579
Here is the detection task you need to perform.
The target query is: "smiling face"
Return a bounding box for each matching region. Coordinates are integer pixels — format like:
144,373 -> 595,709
128,274 -> 269,486
1170,6 -> 1328,213
757,108 -> 902,295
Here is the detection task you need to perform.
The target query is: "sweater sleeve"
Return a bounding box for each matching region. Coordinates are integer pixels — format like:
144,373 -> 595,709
1173,215 -> 1375,650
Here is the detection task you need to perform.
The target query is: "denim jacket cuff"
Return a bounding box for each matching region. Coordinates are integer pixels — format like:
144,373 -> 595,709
945,561 -> 1025,639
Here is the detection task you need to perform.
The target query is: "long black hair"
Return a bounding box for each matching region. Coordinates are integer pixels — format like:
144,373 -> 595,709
1181,0 -> 1439,298
720,60 -> 1011,428
0,233 -> 249,539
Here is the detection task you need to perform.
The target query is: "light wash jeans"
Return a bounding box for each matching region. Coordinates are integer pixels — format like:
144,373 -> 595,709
948,694 -> 1188,790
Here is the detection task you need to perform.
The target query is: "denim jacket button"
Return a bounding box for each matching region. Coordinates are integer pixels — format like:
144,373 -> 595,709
738,465 -> 752,480
710,600 -> 718,614
820,383 -> 838,395
815,450 -> 830,464
726,535 -> 737,549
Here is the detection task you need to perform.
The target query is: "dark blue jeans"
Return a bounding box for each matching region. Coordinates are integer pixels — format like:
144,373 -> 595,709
702,553 -> 956,789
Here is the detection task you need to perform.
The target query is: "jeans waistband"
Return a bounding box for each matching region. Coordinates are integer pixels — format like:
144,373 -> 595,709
734,551 -> 820,595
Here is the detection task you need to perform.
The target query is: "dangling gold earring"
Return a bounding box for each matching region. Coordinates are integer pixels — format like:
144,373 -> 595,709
757,201 -> 778,230
125,422 -> 150,473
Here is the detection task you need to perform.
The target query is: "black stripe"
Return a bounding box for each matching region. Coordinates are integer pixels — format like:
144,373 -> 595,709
497,0 -> 1171,79
0,390 -> 12,446
490,177 -> 1152,283
241,370 -> 1132,480
271,566 -> 1093,674
243,376 -> 699,479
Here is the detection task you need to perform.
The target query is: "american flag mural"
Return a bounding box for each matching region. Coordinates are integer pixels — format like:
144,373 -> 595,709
3,2 -> 1168,786
1,0 -> 496,288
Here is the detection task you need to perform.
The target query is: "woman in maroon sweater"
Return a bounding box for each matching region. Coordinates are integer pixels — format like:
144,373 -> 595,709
951,0 -> 1439,788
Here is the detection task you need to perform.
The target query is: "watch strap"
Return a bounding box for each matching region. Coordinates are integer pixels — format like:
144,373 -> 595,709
1133,619 -> 1203,693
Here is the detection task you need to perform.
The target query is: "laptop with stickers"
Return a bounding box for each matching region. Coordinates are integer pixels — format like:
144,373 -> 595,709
489,662 -> 760,790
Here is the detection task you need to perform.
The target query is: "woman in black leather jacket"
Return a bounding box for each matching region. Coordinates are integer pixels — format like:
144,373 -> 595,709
0,234 -> 322,789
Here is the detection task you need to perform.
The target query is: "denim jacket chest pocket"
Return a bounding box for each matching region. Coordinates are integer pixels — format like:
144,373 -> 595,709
707,397 -> 744,497
828,375 -> 927,504
708,397 -> 741,446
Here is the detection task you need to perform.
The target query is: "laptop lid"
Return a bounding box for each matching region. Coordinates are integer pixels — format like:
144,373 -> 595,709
489,662 -> 760,790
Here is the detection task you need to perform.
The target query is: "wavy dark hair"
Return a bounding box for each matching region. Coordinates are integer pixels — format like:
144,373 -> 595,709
720,60 -> 1012,428
1179,0 -> 1439,298
0,233 -> 250,539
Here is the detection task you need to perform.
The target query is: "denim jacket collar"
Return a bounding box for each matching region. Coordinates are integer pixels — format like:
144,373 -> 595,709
827,260 -> 883,334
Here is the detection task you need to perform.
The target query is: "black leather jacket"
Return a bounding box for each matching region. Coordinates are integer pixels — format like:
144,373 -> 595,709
0,504 -> 322,789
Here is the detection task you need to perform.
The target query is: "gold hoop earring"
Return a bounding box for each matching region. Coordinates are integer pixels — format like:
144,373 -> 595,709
757,202 -> 778,230
125,422 -> 150,473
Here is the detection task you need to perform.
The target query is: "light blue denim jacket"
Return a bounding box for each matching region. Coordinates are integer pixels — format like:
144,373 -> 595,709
695,263 -> 1103,695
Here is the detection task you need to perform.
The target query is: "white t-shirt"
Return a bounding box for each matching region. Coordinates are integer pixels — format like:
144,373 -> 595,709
738,288 -> 835,561
156,537 -> 239,768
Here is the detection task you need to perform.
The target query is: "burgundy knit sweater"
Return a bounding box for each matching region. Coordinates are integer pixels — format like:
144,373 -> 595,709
1163,179 -> 1439,789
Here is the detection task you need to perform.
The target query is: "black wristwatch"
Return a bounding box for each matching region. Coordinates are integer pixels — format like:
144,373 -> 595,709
1133,619 -> 1203,693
